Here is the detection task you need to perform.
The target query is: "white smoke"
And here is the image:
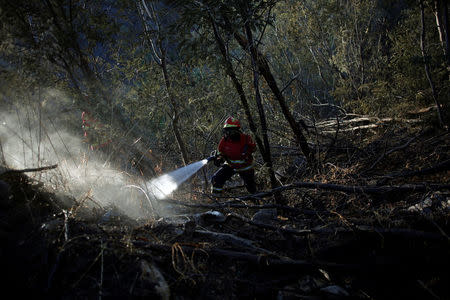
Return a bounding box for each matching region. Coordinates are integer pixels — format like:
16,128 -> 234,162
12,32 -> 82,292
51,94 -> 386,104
0,90 -> 154,220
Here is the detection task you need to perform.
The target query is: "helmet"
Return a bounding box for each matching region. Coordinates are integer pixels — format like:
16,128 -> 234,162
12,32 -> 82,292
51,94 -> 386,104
223,117 -> 241,129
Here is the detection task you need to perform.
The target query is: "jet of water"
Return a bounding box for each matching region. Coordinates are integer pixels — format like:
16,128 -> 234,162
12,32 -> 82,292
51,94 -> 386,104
146,159 -> 209,199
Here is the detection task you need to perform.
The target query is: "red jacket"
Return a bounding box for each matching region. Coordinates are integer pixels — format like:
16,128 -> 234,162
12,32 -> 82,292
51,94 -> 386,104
218,133 -> 256,171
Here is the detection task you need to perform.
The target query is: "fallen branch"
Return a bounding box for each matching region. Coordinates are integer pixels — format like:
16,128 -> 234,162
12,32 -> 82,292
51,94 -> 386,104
131,241 -> 357,271
226,214 -> 448,241
316,116 -> 420,130
354,225 -> 449,241
160,199 -> 324,216
321,123 -> 380,134
133,240 -> 436,273
0,164 -> 58,176
238,182 -> 450,198
194,229 -> 276,255
367,134 -> 420,172
226,213 -> 312,236
379,159 -> 450,182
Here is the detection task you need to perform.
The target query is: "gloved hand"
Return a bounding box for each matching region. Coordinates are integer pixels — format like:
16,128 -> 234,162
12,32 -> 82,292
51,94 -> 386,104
210,150 -> 219,157
214,155 -> 224,167
209,150 -> 223,166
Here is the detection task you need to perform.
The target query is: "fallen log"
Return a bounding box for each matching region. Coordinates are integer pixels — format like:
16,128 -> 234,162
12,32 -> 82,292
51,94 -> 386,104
379,159 -> 450,182
226,213 -> 312,236
238,182 -> 450,199
316,116 -> 420,131
354,225 -> 449,241
194,229 -> 275,255
132,240 -> 439,275
226,214 -> 448,241
366,134 -> 420,172
160,199 -> 324,216
131,241 -> 358,271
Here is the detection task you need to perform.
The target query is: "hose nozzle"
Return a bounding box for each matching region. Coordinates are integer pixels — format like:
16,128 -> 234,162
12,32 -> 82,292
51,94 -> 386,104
206,156 -> 216,162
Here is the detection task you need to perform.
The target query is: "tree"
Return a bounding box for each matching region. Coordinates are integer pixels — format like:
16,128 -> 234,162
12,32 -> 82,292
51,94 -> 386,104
241,2 -> 279,191
218,3 -> 314,164
420,0 -> 446,128
138,0 -> 189,165
433,0 -> 449,76
0,0 -> 122,121
0,0 -> 165,174
208,13 -> 266,158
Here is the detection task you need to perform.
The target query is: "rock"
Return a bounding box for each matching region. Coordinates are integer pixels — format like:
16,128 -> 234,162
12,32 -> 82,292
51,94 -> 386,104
251,208 -> 277,223
408,192 -> 450,214
193,210 -> 226,226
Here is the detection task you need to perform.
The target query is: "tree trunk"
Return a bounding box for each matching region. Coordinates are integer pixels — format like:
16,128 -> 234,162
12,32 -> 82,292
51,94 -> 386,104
442,0 -> 450,72
420,0 -> 446,129
161,53 -> 189,166
434,0 -> 450,75
139,0 -> 189,165
243,20 -> 278,192
209,15 -> 266,159
227,24 -> 315,165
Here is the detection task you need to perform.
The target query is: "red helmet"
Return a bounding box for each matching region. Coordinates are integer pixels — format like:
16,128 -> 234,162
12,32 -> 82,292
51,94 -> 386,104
223,117 -> 241,129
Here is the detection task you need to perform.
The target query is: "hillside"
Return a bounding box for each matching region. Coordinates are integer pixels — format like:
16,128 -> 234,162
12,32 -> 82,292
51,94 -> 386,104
1,120 -> 448,299
1,0 -> 449,298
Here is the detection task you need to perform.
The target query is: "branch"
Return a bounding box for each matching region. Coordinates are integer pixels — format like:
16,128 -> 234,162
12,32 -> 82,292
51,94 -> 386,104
131,240 -> 397,272
0,164 -> 58,176
312,103 -> 347,116
194,229 -> 275,255
280,72 -> 301,94
366,134 -> 420,172
160,199 -> 323,215
378,159 -> 450,183
223,214 -> 449,241
237,182 -> 450,198
226,213 -> 312,236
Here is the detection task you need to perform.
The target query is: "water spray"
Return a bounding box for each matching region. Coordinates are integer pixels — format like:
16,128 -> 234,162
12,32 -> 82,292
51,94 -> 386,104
145,155 -> 216,200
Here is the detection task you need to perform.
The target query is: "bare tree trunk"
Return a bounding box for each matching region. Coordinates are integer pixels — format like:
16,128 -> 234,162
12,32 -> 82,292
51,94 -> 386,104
243,19 -> 278,192
442,1 -> 450,72
139,0 -> 189,165
434,0 -> 450,74
434,0 -> 446,51
209,15 -> 266,159
227,23 -> 315,165
420,0 -> 446,128
161,53 -> 189,165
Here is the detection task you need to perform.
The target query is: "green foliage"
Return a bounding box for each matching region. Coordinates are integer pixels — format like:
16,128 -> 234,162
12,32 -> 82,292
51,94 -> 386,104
2,0 -> 448,171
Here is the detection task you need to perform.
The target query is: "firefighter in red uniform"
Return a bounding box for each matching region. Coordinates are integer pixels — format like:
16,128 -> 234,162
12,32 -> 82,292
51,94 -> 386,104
211,117 -> 257,195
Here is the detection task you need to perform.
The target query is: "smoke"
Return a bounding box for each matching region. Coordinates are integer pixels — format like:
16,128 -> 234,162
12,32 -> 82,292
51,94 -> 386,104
0,89 -> 155,220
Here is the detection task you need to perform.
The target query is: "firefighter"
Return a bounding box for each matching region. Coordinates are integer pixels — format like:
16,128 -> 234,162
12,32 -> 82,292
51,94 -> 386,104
211,117 -> 257,196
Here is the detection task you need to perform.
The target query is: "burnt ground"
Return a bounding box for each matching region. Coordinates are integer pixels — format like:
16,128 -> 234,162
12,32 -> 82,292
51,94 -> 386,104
0,122 -> 449,299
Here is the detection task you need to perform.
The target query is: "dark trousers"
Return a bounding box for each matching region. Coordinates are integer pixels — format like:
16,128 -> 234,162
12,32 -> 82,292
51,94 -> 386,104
211,165 -> 256,194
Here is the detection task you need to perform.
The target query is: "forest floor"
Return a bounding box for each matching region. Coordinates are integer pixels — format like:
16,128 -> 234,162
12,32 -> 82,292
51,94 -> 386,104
0,118 -> 449,299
